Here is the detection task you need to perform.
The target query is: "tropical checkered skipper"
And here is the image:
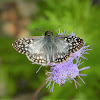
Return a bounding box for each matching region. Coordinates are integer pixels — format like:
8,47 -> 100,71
12,31 -> 84,66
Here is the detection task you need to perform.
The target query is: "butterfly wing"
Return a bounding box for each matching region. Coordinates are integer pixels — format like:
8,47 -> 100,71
52,35 -> 84,64
12,36 -> 49,65
12,35 -> 84,65
12,36 -> 43,55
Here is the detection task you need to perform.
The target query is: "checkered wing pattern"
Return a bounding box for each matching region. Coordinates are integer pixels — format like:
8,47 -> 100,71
53,35 -> 84,64
12,36 -> 48,65
12,35 -> 84,65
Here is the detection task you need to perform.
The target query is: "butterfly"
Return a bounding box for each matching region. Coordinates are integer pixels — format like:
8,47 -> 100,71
12,31 -> 84,66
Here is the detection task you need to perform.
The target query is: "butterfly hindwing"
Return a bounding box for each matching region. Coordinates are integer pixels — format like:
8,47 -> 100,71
26,45 -> 48,65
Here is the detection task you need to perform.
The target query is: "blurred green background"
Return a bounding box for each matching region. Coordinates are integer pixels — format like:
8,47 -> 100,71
0,0 -> 100,100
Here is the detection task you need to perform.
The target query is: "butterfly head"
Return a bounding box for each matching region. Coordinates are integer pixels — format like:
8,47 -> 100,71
45,31 -> 53,36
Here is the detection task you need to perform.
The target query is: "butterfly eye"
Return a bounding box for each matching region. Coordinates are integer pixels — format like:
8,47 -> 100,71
45,31 -> 53,36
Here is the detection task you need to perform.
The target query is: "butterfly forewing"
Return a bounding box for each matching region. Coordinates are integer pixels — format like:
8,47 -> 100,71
12,36 -> 43,54
55,35 -> 84,53
12,38 -> 32,55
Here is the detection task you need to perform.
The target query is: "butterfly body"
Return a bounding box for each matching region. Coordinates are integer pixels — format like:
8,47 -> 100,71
12,31 -> 84,66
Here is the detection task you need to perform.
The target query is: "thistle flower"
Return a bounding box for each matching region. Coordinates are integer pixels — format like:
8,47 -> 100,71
46,29 -> 91,92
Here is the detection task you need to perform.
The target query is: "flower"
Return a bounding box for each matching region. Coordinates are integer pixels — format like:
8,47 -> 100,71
46,29 -> 91,92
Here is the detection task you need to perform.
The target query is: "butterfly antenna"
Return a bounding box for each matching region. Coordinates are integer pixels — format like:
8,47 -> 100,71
34,28 -> 45,32
52,25 -> 62,31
